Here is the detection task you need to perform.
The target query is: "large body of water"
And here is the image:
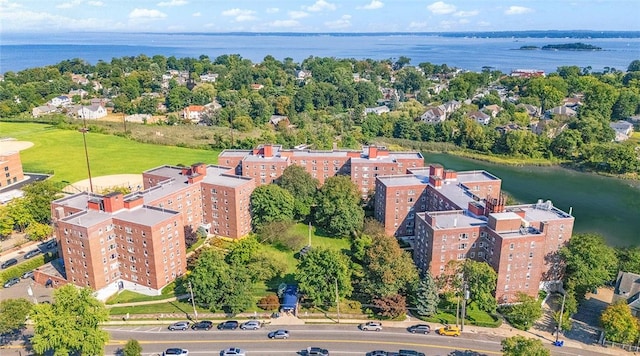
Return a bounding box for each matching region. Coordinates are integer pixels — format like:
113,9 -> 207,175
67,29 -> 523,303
427,153 -> 640,247
1,32 -> 639,74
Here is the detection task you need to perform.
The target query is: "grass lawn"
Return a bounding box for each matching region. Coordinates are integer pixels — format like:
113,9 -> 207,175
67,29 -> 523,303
106,290 -> 182,305
108,300 -> 210,315
629,131 -> 640,145
0,122 -> 219,184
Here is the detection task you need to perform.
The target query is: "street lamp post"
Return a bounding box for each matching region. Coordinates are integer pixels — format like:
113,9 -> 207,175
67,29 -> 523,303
461,282 -> 470,331
188,281 -> 198,322
556,292 -> 566,344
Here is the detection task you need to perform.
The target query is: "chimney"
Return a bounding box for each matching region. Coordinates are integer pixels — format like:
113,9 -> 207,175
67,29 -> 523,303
429,164 -> 444,178
191,163 -> 207,176
124,196 -> 144,209
263,144 -> 273,158
103,192 -> 124,213
429,176 -> 442,188
369,146 -> 378,159
188,174 -> 204,184
468,202 -> 485,216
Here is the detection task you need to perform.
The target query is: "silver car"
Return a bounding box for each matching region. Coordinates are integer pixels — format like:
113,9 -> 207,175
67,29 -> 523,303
268,329 -> 289,339
220,347 -> 246,356
168,321 -> 190,331
240,320 -> 261,330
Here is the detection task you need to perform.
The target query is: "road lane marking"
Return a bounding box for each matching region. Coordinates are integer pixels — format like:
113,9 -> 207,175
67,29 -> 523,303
109,339 -> 502,355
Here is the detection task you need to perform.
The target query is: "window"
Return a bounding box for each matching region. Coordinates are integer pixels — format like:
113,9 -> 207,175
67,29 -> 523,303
529,252 -> 534,258
460,233 -> 469,240
509,243 -> 514,250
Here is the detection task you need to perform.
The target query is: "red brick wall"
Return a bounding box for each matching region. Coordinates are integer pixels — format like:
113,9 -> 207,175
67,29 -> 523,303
0,151 -> 24,187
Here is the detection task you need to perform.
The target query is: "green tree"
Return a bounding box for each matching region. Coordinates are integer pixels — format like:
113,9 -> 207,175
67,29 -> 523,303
0,298 -> 33,334
22,180 -> 62,224
413,271 -> 439,317
528,76 -> 568,113
0,205 -> 15,237
616,247 -> 640,274
250,184 -> 295,228
189,248 -> 231,307
372,294 -> 407,318
628,60 -> 640,72
463,260 -> 498,312
25,221 -> 53,241
123,339 -> 143,356
314,176 -> 364,237
501,335 -> 550,356
296,248 -> 352,306
560,233 -> 618,298
31,285 -> 109,356
501,292 -> 543,331
6,199 -> 34,232
601,300 -> 640,344
361,231 -> 419,298
277,165 -> 318,219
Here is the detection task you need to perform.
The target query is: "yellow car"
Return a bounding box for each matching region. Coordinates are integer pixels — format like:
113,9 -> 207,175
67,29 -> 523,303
437,325 -> 461,337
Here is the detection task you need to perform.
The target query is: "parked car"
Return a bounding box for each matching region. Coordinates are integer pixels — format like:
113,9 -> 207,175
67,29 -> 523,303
44,240 -> 57,250
240,320 -> 261,330
220,347 -> 246,356
399,350 -> 425,356
359,321 -> 382,331
168,321 -> 190,331
21,270 -> 34,279
3,277 -> 20,288
1,258 -> 18,269
217,320 -> 239,330
163,348 -> 188,356
23,249 -> 42,259
407,324 -> 431,334
191,320 -> 213,330
267,329 -> 289,339
366,351 -> 388,356
306,346 -> 330,355
437,325 -> 461,337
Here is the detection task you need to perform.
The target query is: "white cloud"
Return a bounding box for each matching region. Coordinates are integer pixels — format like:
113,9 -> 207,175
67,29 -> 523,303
0,6 -> 125,32
459,19 -> 469,24
157,0 -> 188,7
305,0 -> 336,12
269,19 -> 300,28
359,0 -> 383,10
192,12 -> 201,17
56,0 -> 83,9
87,1 -> 103,6
266,7 -> 279,14
325,14 -> 351,29
129,8 -> 167,19
427,1 -> 456,15
288,10 -> 308,19
505,6 -> 533,15
454,10 -> 478,17
222,8 -> 257,22
478,21 -> 491,27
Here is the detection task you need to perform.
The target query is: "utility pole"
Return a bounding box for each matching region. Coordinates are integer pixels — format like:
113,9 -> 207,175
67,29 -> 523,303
188,281 -> 198,322
455,292 -> 460,327
335,278 -> 340,324
79,116 -> 94,193
556,292 -> 566,343
461,283 -> 470,331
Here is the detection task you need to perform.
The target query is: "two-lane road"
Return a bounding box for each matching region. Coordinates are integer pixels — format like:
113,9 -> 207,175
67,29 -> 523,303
103,324 -> 598,356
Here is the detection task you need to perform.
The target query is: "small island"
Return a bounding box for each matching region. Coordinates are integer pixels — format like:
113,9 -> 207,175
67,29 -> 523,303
541,42 -> 602,51
518,42 -> 603,51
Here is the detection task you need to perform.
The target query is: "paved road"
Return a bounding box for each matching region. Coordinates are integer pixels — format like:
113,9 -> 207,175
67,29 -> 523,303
102,325 -> 607,356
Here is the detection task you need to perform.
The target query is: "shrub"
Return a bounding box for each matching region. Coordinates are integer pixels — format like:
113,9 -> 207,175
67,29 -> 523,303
257,293 -> 280,311
372,294 -> 406,319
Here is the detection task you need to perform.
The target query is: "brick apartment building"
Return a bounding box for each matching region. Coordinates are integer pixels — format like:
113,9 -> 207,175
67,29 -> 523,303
0,150 -> 25,188
219,144 -> 424,196
375,164 -> 574,303
49,163 -> 254,298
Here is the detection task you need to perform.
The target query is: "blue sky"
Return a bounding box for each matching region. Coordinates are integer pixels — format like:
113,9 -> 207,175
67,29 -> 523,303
0,0 -> 638,33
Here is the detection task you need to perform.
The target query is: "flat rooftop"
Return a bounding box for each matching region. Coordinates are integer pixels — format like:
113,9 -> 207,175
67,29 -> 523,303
376,174 -> 429,187
456,170 -> 500,183
219,149 -> 252,157
113,206 -> 180,226
203,173 -> 253,187
419,211 -> 487,229
507,203 -> 573,222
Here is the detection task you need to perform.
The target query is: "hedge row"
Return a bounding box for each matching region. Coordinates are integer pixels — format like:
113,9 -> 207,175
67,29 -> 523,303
0,252 -> 56,282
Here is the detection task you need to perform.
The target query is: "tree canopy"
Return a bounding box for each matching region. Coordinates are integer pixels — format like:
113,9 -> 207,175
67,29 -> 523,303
501,335 -> 550,356
600,300 -> 640,344
31,285 -> 109,356
0,298 -> 33,334
250,184 -> 295,228
560,233 -> 618,298
277,164 -> 318,219
296,248 -> 352,306
314,176 -> 364,237
463,259 -> 498,312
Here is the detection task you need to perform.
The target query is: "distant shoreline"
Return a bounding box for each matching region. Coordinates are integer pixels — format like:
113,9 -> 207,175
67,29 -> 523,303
518,42 -> 604,51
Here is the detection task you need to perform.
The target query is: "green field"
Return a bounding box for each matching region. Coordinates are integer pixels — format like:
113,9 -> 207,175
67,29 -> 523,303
1,122 -> 220,184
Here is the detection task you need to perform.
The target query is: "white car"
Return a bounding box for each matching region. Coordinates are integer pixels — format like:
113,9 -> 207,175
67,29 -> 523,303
359,321 -> 382,331
220,347 -> 246,356
240,320 -> 261,330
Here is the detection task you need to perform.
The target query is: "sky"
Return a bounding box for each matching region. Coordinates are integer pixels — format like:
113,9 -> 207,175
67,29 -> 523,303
0,0 -> 638,33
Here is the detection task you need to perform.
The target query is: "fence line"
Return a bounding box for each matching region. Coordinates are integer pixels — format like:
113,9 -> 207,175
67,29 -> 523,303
603,340 -> 640,352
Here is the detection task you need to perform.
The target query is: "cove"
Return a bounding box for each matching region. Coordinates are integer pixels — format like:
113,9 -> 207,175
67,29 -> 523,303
423,153 -> 640,247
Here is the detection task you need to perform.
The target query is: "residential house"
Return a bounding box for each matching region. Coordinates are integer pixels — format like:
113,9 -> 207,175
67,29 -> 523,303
70,74 -> 89,86
125,114 -> 151,123
199,73 -> 219,83
420,107 -> 446,124
613,271 -> 640,316
69,89 -> 88,99
610,120 -> 634,142
269,115 -> 290,128
545,106 -> 577,119
49,95 -> 71,107
364,106 -> 390,116
469,110 -> 491,125
495,123 -> 521,135
183,105 -> 206,122
296,70 -> 312,81
517,103 -> 541,118
483,104 -> 502,118
442,100 -> 462,114
32,105 -> 57,118
250,84 -> 264,90
77,104 -> 107,120
510,69 -> 545,78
